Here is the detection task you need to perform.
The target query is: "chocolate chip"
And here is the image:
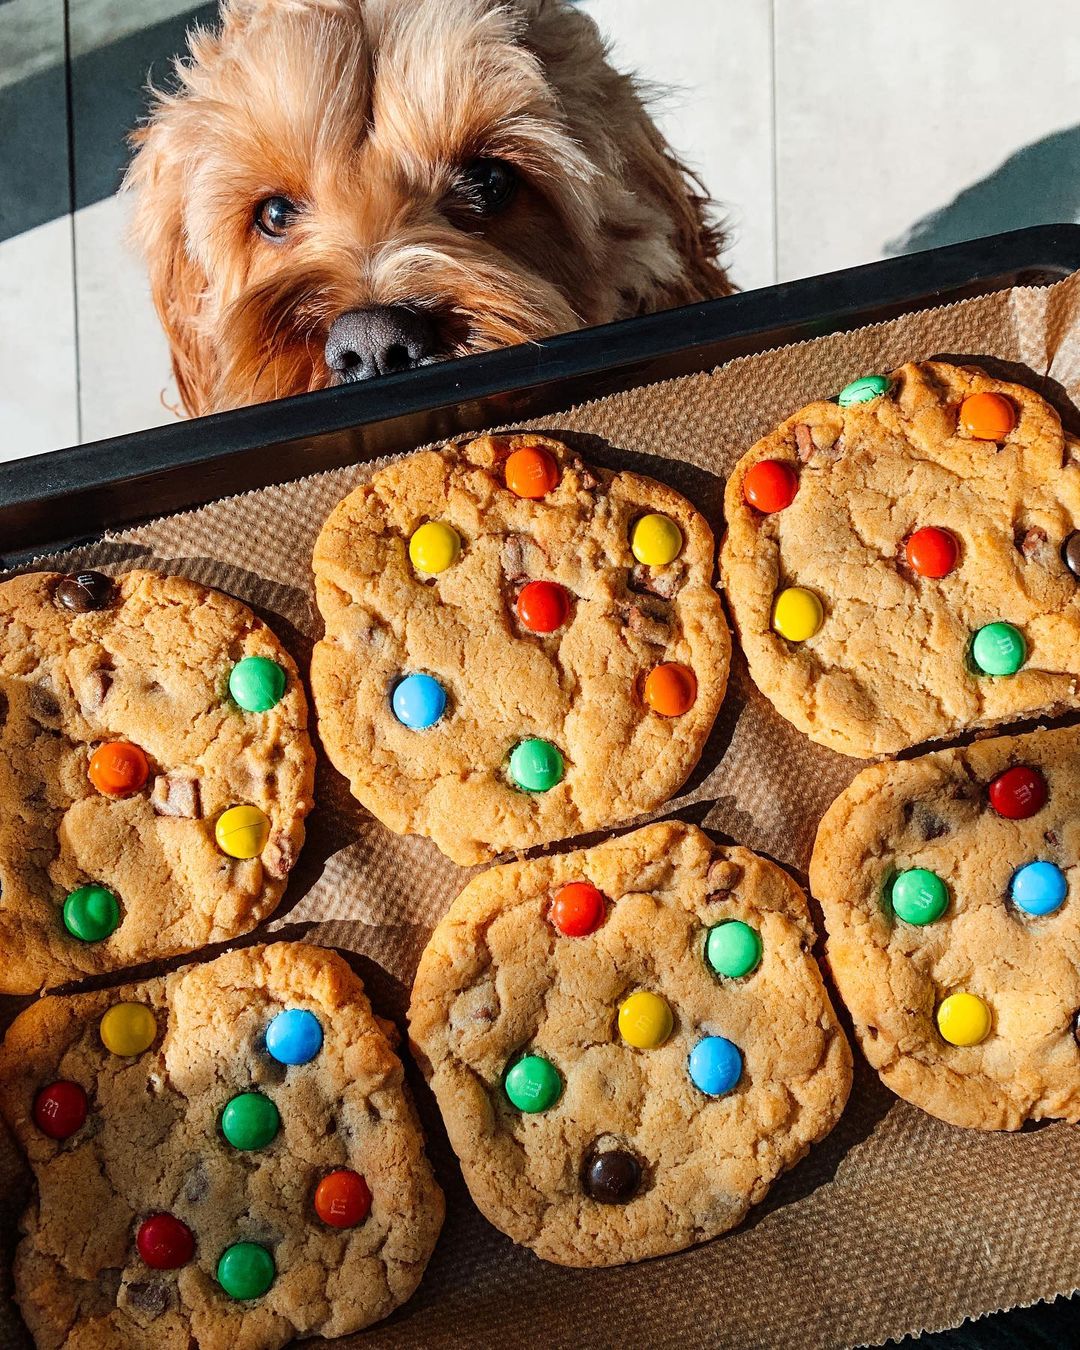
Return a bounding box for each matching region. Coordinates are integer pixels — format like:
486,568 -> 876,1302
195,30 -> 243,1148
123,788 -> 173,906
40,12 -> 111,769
262,831 -> 296,879
0,690 -> 7,725
1062,531 -> 1080,579
570,455 -> 600,490
125,1280 -> 171,1318
183,1157 -> 209,1204
707,858 -> 743,893
1018,526 -> 1047,559
795,423 -> 815,462
501,535 -> 530,582
28,683 -> 61,724
1074,1011 -> 1080,1047
80,668 -> 112,713
583,1147 -> 641,1203
1045,829 -> 1060,848
54,571 -> 115,613
624,602 -> 671,646
151,774 -> 201,819
629,563 -> 683,600
903,801 -> 948,840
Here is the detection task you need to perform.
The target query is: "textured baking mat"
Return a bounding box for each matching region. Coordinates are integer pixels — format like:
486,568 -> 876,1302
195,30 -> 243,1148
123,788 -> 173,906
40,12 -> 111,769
3,271 -> 1080,1349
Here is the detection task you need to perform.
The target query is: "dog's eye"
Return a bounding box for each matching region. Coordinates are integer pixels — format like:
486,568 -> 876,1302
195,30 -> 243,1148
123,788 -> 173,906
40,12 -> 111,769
455,158 -> 518,217
254,195 -> 299,239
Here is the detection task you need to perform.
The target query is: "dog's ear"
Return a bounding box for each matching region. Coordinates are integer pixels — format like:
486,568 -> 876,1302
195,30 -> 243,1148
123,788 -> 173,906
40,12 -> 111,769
125,124 -> 217,419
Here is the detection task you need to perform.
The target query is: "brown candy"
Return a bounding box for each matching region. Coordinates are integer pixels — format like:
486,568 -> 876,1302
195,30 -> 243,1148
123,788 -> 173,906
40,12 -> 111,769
54,571 -> 115,613
1062,530 -> 1080,579
583,1147 -> 641,1204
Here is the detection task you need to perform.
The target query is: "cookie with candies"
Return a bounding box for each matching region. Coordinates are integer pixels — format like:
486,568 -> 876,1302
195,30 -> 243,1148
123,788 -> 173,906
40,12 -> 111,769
409,821 -> 851,1266
0,570 -> 315,993
311,434 -> 730,865
0,943 -> 444,1349
811,724 -> 1080,1130
721,361 -> 1080,757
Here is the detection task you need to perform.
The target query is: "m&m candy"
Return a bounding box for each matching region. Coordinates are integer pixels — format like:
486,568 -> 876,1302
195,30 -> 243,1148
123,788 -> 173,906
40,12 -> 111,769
215,805 -> 271,859
137,1214 -> 195,1270
88,741 -> 149,797
988,766 -> 1047,820
100,1002 -> 157,1056
642,663 -> 697,716
772,587 -> 823,642
971,622 -> 1025,676
617,991 -> 672,1049
54,570 -> 115,613
392,673 -> 447,729
959,392 -> 1015,441
221,1091 -> 280,1150
505,446 -> 560,499
583,1148 -> 641,1203
33,1080 -> 88,1139
905,527 -> 958,579
504,1054 -> 562,1113
1062,530 -> 1080,579
838,374 -> 890,407
891,868 -> 949,926
936,992 -> 991,1046
508,738 -> 564,792
1010,861 -> 1067,917
265,1008 -> 323,1065
217,1242 -> 275,1300
688,1036 -> 742,1096
550,881 -> 605,937
409,521 -> 461,574
630,514 -> 683,567
516,580 -> 570,633
743,460 -> 798,513
314,1169 -> 372,1228
229,656 -> 286,712
706,920 -> 762,978
63,884 -> 120,942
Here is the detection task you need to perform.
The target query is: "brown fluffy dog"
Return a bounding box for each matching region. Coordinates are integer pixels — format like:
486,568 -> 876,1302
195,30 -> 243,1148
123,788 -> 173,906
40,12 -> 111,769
127,0 -> 732,416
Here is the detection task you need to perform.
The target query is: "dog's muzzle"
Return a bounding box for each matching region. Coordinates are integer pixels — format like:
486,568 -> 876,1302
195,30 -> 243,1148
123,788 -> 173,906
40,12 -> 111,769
324,306 -> 437,382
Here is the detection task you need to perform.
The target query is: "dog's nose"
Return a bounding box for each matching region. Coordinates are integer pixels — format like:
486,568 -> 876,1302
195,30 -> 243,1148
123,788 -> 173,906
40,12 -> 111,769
324,306 -> 436,381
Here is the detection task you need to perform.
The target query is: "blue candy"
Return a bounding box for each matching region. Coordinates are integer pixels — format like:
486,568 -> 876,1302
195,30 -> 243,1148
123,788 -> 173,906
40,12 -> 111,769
1010,861 -> 1068,917
265,1008 -> 323,1065
687,1035 -> 742,1096
391,673 -> 447,730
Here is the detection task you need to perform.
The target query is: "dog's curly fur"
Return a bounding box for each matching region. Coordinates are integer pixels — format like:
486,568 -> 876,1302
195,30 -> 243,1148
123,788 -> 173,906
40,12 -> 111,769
127,0 -> 732,416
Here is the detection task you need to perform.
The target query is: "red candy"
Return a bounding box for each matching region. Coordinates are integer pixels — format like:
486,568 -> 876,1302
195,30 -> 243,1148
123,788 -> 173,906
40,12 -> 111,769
137,1213 -> 195,1270
33,1080 -> 88,1140
314,1169 -> 372,1228
550,881 -> 606,937
743,460 -> 798,513
516,580 -> 570,634
988,765 -> 1047,820
905,527 -> 958,579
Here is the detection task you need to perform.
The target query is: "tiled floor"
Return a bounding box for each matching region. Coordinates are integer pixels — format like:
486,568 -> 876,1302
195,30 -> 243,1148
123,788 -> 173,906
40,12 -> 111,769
2,0 -> 1079,458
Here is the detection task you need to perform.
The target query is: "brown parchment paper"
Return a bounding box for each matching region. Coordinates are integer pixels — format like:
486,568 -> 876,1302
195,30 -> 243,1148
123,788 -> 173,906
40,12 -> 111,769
4,273 -> 1080,1350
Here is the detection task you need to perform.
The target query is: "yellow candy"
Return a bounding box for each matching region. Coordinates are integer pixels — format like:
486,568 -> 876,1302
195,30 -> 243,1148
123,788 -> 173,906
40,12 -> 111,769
772,586 -> 824,642
409,521 -> 461,574
617,991 -> 673,1049
630,514 -> 683,567
936,992 -> 991,1047
100,1002 -> 157,1057
215,804 -> 271,859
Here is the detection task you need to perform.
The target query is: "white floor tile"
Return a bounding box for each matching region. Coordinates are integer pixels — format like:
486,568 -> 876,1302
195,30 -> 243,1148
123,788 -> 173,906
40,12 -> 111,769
579,0 -> 776,291
74,193 -> 178,445
775,0 -> 1080,280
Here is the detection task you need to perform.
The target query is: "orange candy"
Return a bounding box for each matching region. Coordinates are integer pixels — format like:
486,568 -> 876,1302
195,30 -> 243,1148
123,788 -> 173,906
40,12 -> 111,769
88,741 -> 149,797
642,663 -> 697,716
505,447 -> 560,499
959,392 -> 1016,441
314,1169 -> 372,1228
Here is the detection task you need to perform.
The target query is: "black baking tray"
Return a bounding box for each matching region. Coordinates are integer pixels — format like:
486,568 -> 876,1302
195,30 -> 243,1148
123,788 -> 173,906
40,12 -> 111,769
3,223 -> 1080,566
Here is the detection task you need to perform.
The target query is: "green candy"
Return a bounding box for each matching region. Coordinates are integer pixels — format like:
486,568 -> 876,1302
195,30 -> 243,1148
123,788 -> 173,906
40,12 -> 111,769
504,1054 -> 562,1113
838,374 -> 890,407
705,920 -> 762,978
508,738 -> 564,792
890,868 -> 948,926
221,1091 -> 280,1150
63,884 -> 120,942
217,1242 -> 275,1300
229,656 -> 286,713
971,622 -> 1025,676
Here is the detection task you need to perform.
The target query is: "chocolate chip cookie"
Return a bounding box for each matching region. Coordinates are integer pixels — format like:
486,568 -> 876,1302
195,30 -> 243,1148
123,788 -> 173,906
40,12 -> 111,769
0,569 -> 315,993
409,821 -> 851,1266
311,434 -> 730,865
721,361 -> 1080,757
810,725 -> 1080,1129
0,943 -> 444,1348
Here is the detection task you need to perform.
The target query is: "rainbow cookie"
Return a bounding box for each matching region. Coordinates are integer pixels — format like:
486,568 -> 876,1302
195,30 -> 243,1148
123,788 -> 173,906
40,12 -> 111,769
810,725 -> 1080,1129
721,361 -> 1080,757
409,821 -> 851,1266
311,434 -> 730,865
0,570 -> 315,993
0,943 -> 443,1348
